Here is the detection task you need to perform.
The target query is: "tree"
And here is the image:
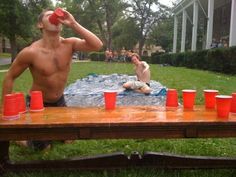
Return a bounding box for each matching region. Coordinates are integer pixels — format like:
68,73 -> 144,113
0,0 -> 31,61
84,0 -> 125,49
148,17 -> 173,52
124,0 -> 170,55
112,17 -> 139,50
0,0 -> 53,62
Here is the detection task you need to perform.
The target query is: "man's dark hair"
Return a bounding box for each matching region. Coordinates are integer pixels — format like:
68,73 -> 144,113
37,9 -> 53,32
37,9 -> 53,23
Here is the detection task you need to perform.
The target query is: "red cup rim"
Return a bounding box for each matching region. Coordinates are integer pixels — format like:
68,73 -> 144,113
167,89 -> 177,93
31,90 -> 42,94
204,89 -> 218,93
167,89 -> 177,91
15,92 -> 24,95
2,114 -> 20,120
4,93 -> 16,98
19,110 -> 27,114
54,8 -> 64,17
30,108 -> 45,112
215,95 -> 232,99
182,89 -> 196,92
104,90 -> 117,93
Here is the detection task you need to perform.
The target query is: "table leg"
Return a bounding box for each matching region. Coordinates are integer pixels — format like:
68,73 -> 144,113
0,141 -> 9,175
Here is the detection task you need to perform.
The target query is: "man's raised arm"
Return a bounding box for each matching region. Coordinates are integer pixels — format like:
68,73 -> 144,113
59,10 -> 103,52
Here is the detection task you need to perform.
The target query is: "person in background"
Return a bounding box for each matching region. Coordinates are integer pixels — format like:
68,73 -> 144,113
125,50 -> 133,62
108,49 -> 113,62
105,48 -> 110,62
119,47 -> 126,62
123,53 -> 152,94
217,39 -> 223,48
210,38 -> 218,48
1,8 -> 103,150
223,39 -> 228,48
112,50 -> 119,62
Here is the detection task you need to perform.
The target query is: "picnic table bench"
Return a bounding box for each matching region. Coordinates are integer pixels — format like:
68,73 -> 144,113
0,105 -> 236,173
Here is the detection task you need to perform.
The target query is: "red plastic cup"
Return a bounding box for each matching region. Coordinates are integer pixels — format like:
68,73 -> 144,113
216,95 -> 232,118
182,89 -> 196,109
30,91 -> 44,112
104,91 -> 117,110
15,92 -> 27,113
204,89 -> 219,109
230,93 -> 236,113
2,94 -> 20,120
166,89 -> 178,107
49,8 -> 65,25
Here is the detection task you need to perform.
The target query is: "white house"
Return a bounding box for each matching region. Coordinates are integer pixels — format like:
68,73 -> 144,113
172,0 -> 236,53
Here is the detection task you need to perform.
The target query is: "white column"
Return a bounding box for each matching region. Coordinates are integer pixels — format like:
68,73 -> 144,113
191,0 -> 199,51
206,0 -> 214,49
229,0 -> 236,47
173,15 -> 178,53
181,10 -> 187,52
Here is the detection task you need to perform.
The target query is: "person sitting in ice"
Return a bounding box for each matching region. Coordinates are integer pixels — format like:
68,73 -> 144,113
210,38 -> 218,48
123,53 -> 152,94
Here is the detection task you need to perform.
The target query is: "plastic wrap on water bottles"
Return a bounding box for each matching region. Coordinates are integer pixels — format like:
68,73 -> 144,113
64,74 -> 167,107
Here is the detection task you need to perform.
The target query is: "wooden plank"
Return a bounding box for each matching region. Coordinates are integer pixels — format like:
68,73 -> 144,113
0,106 -> 236,140
0,106 -> 236,172
1,106 -> 236,128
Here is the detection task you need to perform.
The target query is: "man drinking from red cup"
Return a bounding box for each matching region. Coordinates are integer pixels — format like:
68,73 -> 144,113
1,8 -> 103,150
49,8 -> 65,25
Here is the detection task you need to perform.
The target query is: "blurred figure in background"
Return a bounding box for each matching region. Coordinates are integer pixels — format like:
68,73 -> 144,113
123,53 -> 151,94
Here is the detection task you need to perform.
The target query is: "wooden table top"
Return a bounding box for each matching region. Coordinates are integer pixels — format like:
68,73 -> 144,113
1,106 -> 236,128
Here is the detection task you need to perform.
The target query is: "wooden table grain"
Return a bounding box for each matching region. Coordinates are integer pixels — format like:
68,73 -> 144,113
0,106 -> 236,172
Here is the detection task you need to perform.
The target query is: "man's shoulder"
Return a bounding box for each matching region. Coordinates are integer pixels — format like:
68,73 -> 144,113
19,41 -> 41,58
21,44 -> 37,54
141,61 -> 148,65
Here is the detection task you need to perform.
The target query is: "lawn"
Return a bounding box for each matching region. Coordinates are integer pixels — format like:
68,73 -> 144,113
0,61 -> 236,177
0,52 -> 11,58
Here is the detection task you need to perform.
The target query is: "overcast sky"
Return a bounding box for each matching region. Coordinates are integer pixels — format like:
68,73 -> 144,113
159,0 -> 174,7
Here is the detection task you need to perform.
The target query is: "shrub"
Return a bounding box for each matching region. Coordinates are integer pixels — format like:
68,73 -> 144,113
151,47 -> 236,75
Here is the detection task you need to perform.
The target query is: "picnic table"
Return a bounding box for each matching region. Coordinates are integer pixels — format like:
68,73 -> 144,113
0,105 -> 236,173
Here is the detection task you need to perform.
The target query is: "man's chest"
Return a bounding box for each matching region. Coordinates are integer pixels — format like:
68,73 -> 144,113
135,65 -> 144,74
31,48 -> 72,76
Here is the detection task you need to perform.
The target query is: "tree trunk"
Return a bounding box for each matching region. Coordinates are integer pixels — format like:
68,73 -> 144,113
9,37 -> 17,63
138,39 -> 145,56
96,19 -> 107,47
88,0 -> 107,48
104,0 -> 112,50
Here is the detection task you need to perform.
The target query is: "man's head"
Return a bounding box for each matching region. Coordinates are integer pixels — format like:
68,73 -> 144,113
131,53 -> 141,64
38,9 -> 50,23
37,9 -> 62,32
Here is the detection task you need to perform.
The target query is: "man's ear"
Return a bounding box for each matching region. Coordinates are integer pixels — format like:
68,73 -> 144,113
37,22 -> 43,30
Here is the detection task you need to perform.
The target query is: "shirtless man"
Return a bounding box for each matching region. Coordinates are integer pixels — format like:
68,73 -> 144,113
105,48 -> 110,62
123,53 -> 152,94
120,47 -> 126,62
1,9 -> 103,150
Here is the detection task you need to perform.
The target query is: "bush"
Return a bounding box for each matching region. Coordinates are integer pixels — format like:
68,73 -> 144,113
141,56 -> 152,63
89,52 -> 105,61
151,47 -> 236,75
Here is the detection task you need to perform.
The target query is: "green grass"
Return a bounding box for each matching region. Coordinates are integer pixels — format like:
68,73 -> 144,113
0,64 -> 11,70
0,52 -> 11,58
1,61 -> 236,177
